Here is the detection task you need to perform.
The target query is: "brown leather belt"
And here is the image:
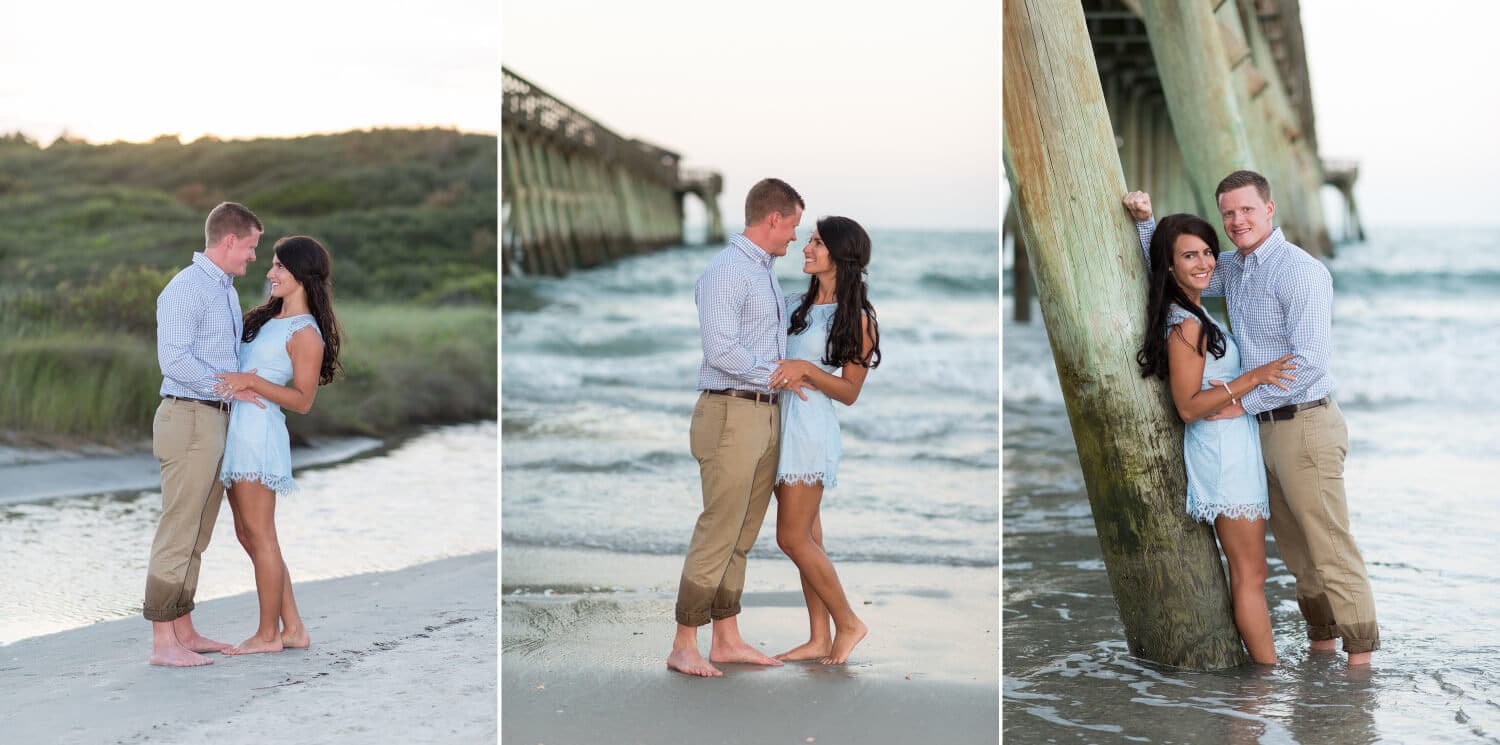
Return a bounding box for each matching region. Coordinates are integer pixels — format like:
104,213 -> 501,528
163,395 -> 230,413
1255,396 -> 1330,422
706,389 -> 779,405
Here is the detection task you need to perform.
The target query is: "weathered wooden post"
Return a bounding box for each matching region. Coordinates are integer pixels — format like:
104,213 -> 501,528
1004,0 -> 1249,669
1004,198 -> 1031,323
1137,0 -> 1256,211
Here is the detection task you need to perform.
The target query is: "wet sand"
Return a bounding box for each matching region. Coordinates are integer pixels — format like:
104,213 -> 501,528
501,546 -> 999,745
0,551 -> 496,744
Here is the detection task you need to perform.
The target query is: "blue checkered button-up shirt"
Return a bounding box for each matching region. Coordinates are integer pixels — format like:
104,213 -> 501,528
695,233 -> 786,393
1138,219 -> 1335,415
157,252 -> 243,399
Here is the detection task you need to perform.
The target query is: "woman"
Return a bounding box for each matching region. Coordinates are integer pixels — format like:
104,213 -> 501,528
1136,213 -> 1294,666
211,236 -> 343,655
766,216 -> 881,665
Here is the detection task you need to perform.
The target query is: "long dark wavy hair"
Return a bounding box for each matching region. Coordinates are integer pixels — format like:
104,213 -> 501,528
1136,213 -> 1225,381
787,216 -> 881,369
241,235 -> 343,385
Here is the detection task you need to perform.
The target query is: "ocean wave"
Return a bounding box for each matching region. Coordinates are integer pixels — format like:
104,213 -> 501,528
499,532 -> 998,568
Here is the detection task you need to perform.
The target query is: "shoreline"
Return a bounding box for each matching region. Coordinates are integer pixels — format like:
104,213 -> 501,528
0,551 -> 497,744
0,433 -> 384,506
501,545 -> 999,745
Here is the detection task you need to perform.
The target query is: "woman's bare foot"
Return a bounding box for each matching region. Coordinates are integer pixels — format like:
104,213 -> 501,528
709,639 -> 783,666
820,621 -> 868,665
149,645 -> 214,667
667,647 -> 723,677
775,639 -> 832,661
281,628 -> 310,649
224,634 -> 285,655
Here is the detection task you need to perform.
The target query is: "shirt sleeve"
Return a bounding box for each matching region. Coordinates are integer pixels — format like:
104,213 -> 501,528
696,267 -> 777,386
1136,218 -> 1154,267
156,284 -> 218,392
1239,263 -> 1332,414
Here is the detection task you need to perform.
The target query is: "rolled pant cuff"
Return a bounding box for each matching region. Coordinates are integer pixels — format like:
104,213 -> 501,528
676,608 -> 712,627
710,606 -> 740,621
1337,622 -> 1380,654
1305,624 -> 1339,642
142,602 -> 195,623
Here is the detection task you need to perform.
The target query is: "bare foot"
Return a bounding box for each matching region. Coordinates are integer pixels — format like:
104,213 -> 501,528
820,620 -> 868,665
178,633 -> 232,654
667,647 -> 722,677
149,645 -> 214,667
281,628 -> 310,649
774,640 -> 832,661
709,640 -> 783,666
224,635 -> 285,655
1309,639 -> 1338,654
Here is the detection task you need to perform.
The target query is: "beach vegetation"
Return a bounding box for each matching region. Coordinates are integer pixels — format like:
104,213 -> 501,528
0,128 -> 497,444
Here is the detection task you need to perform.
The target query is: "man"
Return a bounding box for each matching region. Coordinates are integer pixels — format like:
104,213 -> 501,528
1123,171 -> 1379,665
667,178 -> 807,677
144,201 -> 264,667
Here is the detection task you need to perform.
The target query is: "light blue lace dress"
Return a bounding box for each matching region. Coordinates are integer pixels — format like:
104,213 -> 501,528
220,315 -> 321,497
1168,304 -> 1269,523
776,296 -> 842,489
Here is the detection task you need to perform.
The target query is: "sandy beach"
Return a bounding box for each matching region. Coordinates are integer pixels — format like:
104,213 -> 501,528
501,546 -> 999,745
0,551 -> 497,744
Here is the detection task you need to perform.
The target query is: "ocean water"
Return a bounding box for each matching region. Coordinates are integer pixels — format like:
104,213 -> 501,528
1002,226 -> 1500,743
501,230 -> 1000,568
0,422 -> 497,645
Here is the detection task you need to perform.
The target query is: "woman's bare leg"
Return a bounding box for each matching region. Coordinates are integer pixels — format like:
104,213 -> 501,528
774,482 -> 867,664
775,490 -> 833,660
223,481 -> 285,655
278,559 -> 309,648
1215,515 -> 1277,665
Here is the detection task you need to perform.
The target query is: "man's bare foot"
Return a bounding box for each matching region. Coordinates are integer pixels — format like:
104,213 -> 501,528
820,620 -> 868,665
281,628 -> 310,649
667,647 -> 722,677
1309,639 -> 1338,654
1347,651 -> 1372,666
178,633 -> 232,654
709,640 -> 782,666
224,635 -> 285,655
775,640 -> 832,661
149,645 -> 214,667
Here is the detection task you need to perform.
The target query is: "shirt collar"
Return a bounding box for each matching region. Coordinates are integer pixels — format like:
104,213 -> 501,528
729,233 -> 776,270
1238,227 -> 1286,267
192,252 -> 234,288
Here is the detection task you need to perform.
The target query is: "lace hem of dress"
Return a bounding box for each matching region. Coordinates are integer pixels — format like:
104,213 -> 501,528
221,471 -> 298,497
775,472 -> 837,489
1187,501 -> 1269,523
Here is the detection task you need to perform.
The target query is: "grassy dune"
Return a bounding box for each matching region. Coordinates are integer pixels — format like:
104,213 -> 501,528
0,304 -> 496,444
0,128 -> 497,445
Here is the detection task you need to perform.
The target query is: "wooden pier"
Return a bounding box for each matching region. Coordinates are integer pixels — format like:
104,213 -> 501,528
501,67 -> 724,277
1006,0 -> 1361,321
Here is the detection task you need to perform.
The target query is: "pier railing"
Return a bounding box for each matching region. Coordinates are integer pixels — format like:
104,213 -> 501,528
501,67 -> 723,277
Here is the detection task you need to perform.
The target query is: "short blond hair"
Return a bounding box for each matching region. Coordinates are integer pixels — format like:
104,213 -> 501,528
204,202 -> 262,247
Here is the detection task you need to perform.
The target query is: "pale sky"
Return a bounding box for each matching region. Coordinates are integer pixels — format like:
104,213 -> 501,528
501,0 -> 1001,231
0,0 -> 498,144
999,3 -> 1500,229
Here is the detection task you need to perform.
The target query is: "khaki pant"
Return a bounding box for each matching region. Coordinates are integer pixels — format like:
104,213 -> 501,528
142,399 -> 229,622
1260,400 -> 1380,654
675,392 -> 781,627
